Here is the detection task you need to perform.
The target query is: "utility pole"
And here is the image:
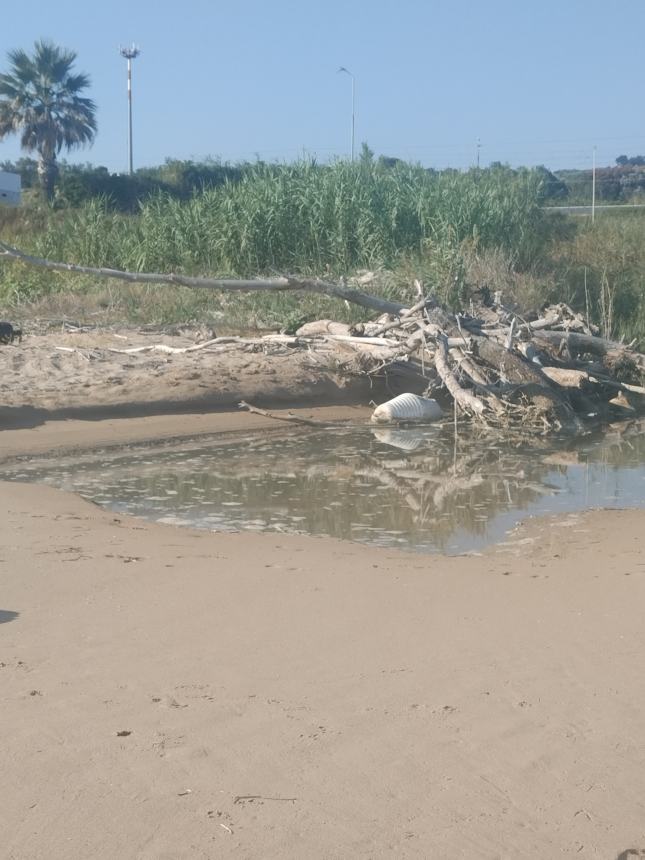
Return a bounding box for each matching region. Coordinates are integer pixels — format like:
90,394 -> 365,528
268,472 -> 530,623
338,67 -> 355,162
591,145 -> 596,223
476,137 -> 481,169
119,44 -> 141,175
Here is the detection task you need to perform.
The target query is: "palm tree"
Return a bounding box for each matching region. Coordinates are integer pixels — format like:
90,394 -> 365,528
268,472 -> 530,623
0,40 -> 97,200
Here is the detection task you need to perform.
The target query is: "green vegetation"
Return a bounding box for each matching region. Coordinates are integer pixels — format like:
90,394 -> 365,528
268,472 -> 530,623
0,156 -> 274,211
34,161 -> 550,274
0,40 -> 96,200
1,157 -> 644,345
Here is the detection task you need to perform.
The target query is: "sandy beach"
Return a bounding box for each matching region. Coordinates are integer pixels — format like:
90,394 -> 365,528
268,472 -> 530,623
2,332 -> 645,858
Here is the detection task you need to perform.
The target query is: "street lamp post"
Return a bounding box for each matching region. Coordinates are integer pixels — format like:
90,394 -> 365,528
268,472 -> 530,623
338,66 -> 355,162
119,44 -> 141,175
592,145 -> 596,224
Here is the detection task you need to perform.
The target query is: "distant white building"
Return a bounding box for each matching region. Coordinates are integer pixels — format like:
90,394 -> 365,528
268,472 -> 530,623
0,171 -> 21,206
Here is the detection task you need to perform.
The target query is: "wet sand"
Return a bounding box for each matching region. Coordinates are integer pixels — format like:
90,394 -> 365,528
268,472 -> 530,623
2,407 -> 645,858
0,405 -> 371,461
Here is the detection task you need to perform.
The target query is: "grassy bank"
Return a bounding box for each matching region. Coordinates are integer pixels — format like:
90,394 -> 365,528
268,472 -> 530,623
1,160 -> 644,344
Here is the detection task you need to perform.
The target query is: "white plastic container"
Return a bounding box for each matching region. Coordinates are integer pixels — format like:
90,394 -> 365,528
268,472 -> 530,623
371,393 -> 443,424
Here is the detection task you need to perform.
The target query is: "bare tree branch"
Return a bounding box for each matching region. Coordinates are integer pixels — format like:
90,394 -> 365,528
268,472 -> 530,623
0,240 -> 407,315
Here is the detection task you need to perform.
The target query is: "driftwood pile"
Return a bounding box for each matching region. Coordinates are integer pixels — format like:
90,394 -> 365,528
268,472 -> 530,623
10,294 -> 645,435
1,238 -> 644,431
295,291 -> 645,431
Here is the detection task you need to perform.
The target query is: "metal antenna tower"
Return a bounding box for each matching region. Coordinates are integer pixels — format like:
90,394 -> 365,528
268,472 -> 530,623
119,44 -> 141,175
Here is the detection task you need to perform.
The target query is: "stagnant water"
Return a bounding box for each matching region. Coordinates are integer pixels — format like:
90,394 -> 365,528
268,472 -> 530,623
2,421 -> 645,554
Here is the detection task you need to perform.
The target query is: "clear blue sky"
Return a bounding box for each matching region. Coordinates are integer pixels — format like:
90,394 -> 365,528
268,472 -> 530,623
2,0 -> 644,173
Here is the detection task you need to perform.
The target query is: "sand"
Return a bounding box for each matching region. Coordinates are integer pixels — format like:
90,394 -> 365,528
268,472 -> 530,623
2,331 -> 645,858
0,328 -> 380,424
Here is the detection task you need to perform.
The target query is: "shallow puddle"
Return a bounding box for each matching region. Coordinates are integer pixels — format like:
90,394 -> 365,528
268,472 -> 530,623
3,421 -> 645,553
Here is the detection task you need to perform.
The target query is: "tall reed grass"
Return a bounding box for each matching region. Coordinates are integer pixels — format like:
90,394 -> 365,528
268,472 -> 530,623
31,161 -> 552,281
5,159 -> 643,344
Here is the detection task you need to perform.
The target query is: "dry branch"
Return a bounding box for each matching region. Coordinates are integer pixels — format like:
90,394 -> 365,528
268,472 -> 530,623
533,329 -> 644,367
237,401 -> 323,427
425,325 -> 486,415
0,240 -> 406,316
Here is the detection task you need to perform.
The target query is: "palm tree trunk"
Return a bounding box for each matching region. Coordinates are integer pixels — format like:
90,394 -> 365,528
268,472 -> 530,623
37,157 -> 59,201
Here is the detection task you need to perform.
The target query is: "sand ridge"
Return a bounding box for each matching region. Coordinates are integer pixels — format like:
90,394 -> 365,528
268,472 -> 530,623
0,328 -> 381,425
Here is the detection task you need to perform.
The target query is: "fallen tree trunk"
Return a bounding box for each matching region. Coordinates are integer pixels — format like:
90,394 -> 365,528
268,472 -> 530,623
533,329 -> 625,357
0,240 -> 407,316
532,329 -> 645,373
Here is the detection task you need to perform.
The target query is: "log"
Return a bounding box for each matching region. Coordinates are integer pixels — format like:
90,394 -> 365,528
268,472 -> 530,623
449,348 -> 492,387
540,366 -> 645,401
295,320 -> 352,336
533,329 -> 642,364
449,347 -> 508,415
0,240 -> 408,316
405,330 -> 471,351
505,316 -> 517,351
540,367 -> 593,390
472,334 -> 576,424
425,326 -> 486,415
589,375 -> 645,397
321,334 -> 401,347
539,366 -> 613,415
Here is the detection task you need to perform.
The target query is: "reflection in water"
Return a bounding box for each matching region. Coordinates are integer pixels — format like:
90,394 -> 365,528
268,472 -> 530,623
3,420 -> 645,554
371,428 -> 425,451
